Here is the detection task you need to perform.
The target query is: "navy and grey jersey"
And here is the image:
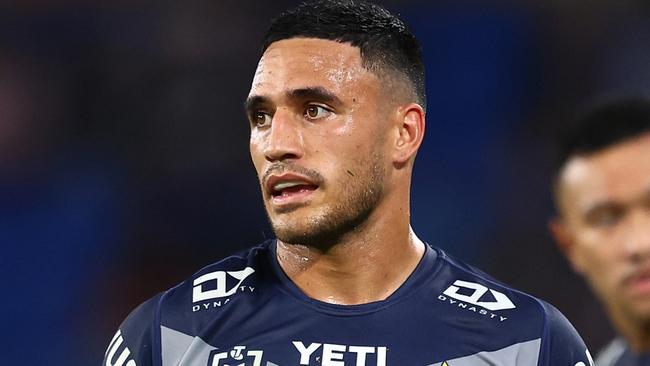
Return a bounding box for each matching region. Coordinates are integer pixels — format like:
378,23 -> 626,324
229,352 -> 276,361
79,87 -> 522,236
596,337 -> 650,366
104,240 -> 592,366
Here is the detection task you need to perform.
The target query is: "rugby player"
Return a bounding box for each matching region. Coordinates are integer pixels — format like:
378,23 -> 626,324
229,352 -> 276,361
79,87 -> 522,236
104,1 -> 591,365
550,98 -> 650,366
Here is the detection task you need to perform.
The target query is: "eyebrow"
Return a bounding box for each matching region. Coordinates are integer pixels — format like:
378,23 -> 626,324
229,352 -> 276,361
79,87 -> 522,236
243,95 -> 270,114
584,201 -> 621,216
244,86 -> 343,113
286,86 -> 343,106
583,185 -> 650,215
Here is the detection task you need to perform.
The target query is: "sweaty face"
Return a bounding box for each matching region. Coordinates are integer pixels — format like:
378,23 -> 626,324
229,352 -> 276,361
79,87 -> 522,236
246,38 -> 390,246
557,133 -> 650,325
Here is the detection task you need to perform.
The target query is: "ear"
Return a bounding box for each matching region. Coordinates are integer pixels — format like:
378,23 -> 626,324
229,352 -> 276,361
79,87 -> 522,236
393,103 -> 425,165
549,217 -> 585,274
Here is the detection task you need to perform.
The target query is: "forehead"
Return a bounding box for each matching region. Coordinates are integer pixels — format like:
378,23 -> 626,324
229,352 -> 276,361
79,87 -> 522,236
559,134 -> 650,211
249,38 -> 378,98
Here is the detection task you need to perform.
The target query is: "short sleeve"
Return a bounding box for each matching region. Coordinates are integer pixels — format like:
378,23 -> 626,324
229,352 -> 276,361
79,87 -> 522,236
537,301 -> 594,366
103,293 -> 163,366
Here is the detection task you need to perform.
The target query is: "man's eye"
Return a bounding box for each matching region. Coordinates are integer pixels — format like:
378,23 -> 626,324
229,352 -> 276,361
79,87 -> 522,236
586,207 -> 624,228
305,105 -> 331,119
252,112 -> 272,127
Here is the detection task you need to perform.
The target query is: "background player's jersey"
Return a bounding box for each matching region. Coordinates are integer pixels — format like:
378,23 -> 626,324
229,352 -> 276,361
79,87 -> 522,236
104,241 -> 592,366
596,338 -> 650,366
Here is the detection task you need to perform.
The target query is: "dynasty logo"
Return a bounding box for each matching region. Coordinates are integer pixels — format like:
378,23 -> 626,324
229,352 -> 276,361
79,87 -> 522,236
192,267 -> 256,312
438,280 -> 515,322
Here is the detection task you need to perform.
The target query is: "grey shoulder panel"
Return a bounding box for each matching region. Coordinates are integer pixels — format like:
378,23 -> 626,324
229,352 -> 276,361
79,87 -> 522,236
161,326 -> 216,366
427,338 -> 541,366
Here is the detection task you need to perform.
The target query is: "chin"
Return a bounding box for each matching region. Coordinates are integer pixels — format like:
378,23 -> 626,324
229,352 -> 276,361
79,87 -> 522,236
272,211 -> 372,249
271,216 -> 326,245
631,300 -> 650,318
613,296 -> 650,327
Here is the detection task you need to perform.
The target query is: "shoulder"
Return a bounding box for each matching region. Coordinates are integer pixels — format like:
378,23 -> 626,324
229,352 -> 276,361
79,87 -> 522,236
159,240 -> 274,318
535,301 -> 594,365
434,249 -> 593,365
103,240 -> 275,366
435,249 -> 550,321
104,293 -> 164,366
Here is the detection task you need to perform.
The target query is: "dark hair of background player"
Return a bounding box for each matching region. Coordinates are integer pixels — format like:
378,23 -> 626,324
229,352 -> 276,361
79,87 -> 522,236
262,0 -> 426,111
553,98 -> 650,188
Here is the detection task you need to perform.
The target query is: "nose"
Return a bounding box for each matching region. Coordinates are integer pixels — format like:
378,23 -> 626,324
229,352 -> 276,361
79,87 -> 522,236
625,208 -> 650,263
263,108 -> 304,162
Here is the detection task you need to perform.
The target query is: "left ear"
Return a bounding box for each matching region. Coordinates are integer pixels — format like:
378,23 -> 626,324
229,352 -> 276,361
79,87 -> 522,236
392,103 -> 425,165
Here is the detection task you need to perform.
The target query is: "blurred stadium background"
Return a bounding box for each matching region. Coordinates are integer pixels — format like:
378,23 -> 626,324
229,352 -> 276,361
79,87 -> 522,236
1,0 -> 649,364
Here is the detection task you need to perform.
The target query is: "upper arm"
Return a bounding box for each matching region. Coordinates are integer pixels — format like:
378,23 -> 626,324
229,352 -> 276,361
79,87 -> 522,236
537,301 -> 593,366
103,293 -> 163,366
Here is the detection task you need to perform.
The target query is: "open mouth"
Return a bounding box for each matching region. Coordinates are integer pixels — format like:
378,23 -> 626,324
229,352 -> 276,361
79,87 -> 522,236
270,181 -> 319,198
265,174 -> 320,207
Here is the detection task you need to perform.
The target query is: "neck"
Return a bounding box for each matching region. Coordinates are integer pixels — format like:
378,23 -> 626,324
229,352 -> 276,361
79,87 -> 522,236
276,192 -> 425,305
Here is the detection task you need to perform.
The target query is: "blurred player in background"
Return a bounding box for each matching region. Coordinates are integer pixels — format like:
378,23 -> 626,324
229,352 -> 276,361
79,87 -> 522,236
104,1 -> 591,365
551,98 -> 650,365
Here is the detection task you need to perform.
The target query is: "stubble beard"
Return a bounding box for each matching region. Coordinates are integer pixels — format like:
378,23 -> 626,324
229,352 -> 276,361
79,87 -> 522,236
268,151 -> 386,249
621,296 -> 650,329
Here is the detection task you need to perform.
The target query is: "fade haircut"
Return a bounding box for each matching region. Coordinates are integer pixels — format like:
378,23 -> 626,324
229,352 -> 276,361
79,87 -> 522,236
553,98 -> 650,198
262,0 -> 426,111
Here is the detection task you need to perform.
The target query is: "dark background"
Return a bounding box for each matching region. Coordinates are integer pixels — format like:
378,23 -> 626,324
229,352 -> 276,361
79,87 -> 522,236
1,0 -> 649,364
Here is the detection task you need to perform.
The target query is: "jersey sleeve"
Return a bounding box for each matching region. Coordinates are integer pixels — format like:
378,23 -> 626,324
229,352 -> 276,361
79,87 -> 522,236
103,293 -> 163,366
537,301 -> 593,366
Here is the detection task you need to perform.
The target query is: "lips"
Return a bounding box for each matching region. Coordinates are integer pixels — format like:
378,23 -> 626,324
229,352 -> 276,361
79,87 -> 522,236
265,173 -> 319,207
623,267 -> 650,297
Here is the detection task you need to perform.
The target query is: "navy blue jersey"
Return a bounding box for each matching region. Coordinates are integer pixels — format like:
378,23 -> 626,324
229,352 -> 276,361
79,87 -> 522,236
104,241 -> 592,366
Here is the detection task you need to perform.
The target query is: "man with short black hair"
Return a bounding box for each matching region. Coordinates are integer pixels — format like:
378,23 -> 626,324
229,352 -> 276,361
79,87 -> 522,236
550,98 -> 650,366
105,1 -> 591,365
